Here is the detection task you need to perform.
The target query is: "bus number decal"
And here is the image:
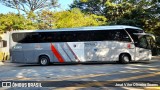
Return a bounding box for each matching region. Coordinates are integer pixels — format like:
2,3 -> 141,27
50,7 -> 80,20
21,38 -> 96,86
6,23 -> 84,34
85,43 -> 96,47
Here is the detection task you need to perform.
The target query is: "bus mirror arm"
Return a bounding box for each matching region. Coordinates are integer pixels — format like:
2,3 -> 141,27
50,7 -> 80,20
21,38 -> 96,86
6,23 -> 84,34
134,42 -> 138,44
133,42 -> 140,47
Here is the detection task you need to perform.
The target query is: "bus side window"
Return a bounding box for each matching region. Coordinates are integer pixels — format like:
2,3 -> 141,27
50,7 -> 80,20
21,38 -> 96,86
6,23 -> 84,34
113,30 -> 131,42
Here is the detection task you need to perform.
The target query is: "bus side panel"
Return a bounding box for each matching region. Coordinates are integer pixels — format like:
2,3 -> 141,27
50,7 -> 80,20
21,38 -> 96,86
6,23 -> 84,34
10,43 -> 26,63
135,47 -> 152,61
84,41 -> 135,62
84,41 -> 112,61
56,43 -> 73,62
67,42 -> 85,62
107,41 -> 135,61
23,44 -> 36,63
49,42 -> 84,63
34,43 -> 59,63
85,41 -> 110,61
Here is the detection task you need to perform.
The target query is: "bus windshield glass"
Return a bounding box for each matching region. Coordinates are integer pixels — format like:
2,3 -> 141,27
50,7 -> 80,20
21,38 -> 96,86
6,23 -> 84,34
134,35 -> 151,49
138,36 -> 151,49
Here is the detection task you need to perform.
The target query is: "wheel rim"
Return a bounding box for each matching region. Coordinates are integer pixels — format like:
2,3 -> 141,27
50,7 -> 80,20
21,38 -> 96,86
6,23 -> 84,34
41,58 -> 47,65
123,56 -> 129,62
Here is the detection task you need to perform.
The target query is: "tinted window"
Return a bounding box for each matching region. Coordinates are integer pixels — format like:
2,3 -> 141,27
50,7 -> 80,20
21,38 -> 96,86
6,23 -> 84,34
12,30 -> 131,43
12,33 -> 26,43
126,28 -> 144,42
136,36 -> 150,49
12,33 -> 41,43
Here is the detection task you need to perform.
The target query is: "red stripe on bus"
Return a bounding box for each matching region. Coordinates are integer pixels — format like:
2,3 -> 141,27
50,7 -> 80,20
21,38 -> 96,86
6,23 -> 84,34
50,43 -> 64,63
66,43 -> 80,62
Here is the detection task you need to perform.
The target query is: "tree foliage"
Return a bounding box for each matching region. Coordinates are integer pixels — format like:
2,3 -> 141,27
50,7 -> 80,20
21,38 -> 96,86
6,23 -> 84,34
0,9 -> 106,31
37,10 -> 55,29
37,8 -> 106,29
0,0 -> 59,14
0,0 -> 159,36
70,0 -> 160,35
0,13 -> 36,32
53,8 -> 106,28
70,0 -> 107,15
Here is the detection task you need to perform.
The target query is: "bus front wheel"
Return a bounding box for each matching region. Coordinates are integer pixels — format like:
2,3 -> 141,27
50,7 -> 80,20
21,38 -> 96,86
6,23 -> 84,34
119,54 -> 130,64
39,56 -> 50,66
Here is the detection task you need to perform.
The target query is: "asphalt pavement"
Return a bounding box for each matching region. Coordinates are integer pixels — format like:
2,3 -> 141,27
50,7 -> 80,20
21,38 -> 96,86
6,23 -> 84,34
0,57 -> 160,90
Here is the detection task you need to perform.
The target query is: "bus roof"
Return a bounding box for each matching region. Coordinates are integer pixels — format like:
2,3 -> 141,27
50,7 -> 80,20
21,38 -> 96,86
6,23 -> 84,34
11,25 -> 143,33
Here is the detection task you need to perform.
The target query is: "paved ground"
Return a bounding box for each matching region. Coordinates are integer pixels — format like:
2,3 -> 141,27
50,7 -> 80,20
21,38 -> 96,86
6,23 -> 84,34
0,57 -> 160,90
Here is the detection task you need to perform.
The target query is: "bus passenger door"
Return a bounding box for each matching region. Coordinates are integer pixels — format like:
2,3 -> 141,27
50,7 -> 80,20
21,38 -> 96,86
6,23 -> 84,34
11,44 -> 24,63
135,35 -> 151,60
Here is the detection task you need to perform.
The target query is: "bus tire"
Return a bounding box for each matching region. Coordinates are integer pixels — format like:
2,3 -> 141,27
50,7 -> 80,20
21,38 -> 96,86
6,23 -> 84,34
119,54 -> 130,64
39,56 -> 50,66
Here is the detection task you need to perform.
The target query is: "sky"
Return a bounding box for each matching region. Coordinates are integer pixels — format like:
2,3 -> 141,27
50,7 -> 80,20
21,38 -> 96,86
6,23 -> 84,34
0,0 -> 74,14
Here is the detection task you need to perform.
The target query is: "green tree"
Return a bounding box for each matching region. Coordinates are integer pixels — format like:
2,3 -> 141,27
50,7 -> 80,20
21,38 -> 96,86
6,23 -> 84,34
0,0 -> 59,15
0,13 -> 36,32
70,0 -> 160,35
37,10 -> 55,29
37,8 -> 107,29
70,0 -> 107,15
53,8 -> 106,28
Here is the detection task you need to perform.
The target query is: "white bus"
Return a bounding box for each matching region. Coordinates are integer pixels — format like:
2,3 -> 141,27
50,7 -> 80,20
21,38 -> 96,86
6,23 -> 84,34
9,25 -> 154,65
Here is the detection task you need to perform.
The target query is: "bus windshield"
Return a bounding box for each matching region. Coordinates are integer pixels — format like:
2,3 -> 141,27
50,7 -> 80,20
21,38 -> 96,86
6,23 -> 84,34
133,33 -> 154,49
136,35 -> 151,49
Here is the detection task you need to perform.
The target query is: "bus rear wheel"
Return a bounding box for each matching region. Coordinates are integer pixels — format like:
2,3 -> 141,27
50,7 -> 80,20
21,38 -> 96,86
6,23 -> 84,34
119,54 -> 130,64
39,56 -> 50,66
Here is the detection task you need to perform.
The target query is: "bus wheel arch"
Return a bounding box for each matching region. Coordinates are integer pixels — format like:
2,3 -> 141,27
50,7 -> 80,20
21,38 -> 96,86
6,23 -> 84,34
39,55 -> 50,66
119,53 -> 131,64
